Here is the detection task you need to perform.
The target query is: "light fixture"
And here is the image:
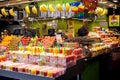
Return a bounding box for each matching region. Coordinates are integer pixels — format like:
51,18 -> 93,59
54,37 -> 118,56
113,0 -> 118,3
109,4 -> 114,7
99,0 -> 107,4
0,0 -> 5,1
100,1 -> 107,4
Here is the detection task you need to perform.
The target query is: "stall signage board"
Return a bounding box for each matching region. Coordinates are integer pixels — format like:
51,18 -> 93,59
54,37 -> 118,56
56,34 -> 62,44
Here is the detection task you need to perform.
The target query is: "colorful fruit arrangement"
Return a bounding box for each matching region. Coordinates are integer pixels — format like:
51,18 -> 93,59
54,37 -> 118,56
9,8 -> 17,17
21,36 -> 31,46
8,36 -> 22,50
0,35 -> 13,46
41,36 -> 55,48
0,26 -> 119,79
90,43 -> 109,57
5,49 -> 77,68
95,7 -> 108,16
0,61 -> 66,78
0,55 -> 6,62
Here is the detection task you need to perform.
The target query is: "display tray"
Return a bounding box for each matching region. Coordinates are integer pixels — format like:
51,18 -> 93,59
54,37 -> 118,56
0,69 -> 54,80
0,61 -> 84,80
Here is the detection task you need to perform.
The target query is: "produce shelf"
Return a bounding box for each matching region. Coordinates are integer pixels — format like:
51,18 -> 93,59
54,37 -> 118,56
0,59 -> 84,80
0,69 -> 54,80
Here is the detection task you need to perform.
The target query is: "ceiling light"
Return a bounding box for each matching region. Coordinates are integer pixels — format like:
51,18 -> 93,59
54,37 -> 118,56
0,0 -> 5,1
113,0 -> 118,3
109,4 -> 114,7
99,1 -> 107,4
99,0 -> 107,4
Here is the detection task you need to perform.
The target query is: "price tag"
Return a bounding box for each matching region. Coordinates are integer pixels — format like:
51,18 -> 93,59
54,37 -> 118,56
56,34 -> 62,44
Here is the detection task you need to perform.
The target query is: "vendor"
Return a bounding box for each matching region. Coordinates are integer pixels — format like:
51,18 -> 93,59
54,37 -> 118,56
77,19 -> 89,36
1,29 -> 10,38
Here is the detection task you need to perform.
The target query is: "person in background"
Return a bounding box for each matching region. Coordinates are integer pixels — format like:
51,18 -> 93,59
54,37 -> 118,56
1,29 -> 10,39
78,19 -> 89,36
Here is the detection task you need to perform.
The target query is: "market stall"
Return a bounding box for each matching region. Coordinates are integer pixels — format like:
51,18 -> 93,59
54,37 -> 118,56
0,0 -> 120,80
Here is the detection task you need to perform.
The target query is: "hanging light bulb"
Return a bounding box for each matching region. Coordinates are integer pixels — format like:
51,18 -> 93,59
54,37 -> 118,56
113,0 -> 118,3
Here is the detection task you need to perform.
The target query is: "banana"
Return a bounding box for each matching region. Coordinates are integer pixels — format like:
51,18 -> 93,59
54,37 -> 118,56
78,4 -> 84,9
42,4 -> 48,12
49,4 -> 55,12
0,14 -> 3,18
25,5 -> 30,14
40,4 -> 48,12
66,3 -> 70,12
56,4 -> 63,11
97,7 -> 104,15
9,8 -> 17,17
1,8 -> 8,17
40,5 -> 44,12
41,5 -> 45,12
100,9 -> 108,16
104,9 -> 108,14
32,6 -> 38,15
71,6 -> 78,11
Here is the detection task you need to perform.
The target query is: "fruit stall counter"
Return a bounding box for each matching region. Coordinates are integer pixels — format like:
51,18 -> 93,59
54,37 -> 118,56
0,51 -> 114,80
0,28 -> 119,80
0,59 -> 85,80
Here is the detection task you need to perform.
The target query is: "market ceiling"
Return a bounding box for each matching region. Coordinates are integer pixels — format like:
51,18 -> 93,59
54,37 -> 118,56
0,0 -> 119,8
108,0 -> 120,6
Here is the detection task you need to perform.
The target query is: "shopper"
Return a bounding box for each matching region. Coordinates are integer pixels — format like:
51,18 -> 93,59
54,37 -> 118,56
77,19 -> 89,36
1,29 -> 11,39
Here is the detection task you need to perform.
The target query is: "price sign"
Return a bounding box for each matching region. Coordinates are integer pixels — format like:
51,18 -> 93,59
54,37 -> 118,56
83,0 -> 98,11
56,34 -> 62,44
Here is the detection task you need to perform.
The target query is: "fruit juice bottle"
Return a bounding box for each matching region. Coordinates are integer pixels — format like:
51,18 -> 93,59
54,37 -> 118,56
35,47 -> 39,55
34,47 -> 37,54
69,48 -> 73,55
35,47 -> 39,53
43,67 -> 54,77
53,47 -> 55,54
62,48 -> 66,56
0,56 -> 2,62
49,48 -> 53,53
59,48 -> 62,54
47,71 -> 53,77
40,47 -> 44,53
38,47 -> 41,53
2,55 -> 7,61
41,66 -> 53,76
9,66 -> 13,71
31,47 -> 34,55
51,48 -> 53,54
47,68 -> 59,78
39,66 -> 48,76
53,47 -> 57,55
27,46 -> 31,51
31,69 -> 37,75
65,48 -> 70,55
57,47 -> 60,54
18,64 -> 30,72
